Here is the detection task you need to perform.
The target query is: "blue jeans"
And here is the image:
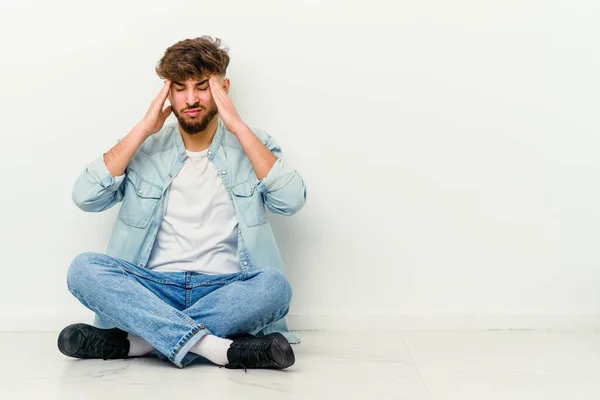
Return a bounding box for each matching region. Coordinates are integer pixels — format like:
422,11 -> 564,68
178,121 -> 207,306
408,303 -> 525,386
66,252 -> 292,368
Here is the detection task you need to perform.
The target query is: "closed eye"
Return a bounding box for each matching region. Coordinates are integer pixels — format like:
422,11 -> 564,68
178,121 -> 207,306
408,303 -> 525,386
175,86 -> 208,92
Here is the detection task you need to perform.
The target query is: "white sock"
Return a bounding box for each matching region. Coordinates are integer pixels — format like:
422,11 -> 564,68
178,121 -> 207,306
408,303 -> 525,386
127,334 -> 155,357
189,334 -> 233,366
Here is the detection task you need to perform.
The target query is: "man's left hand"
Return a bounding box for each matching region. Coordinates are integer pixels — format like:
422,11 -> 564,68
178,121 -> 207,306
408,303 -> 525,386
209,76 -> 248,135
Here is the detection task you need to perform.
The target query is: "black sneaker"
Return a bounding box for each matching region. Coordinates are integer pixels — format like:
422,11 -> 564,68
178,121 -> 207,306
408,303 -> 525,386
226,332 -> 256,341
225,332 -> 295,370
57,323 -> 130,360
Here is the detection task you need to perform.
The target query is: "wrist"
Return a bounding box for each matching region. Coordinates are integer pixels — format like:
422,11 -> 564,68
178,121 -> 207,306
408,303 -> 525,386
132,123 -> 152,140
230,123 -> 251,137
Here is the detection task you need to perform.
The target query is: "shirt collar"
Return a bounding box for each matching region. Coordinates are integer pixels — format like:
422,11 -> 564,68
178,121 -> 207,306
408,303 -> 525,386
174,116 -> 225,162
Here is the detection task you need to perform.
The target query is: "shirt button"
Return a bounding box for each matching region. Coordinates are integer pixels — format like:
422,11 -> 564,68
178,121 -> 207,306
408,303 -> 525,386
181,152 -> 185,156
168,174 -> 172,178
138,189 -> 142,194
221,171 -> 227,175
243,261 -> 248,266
208,151 -> 212,155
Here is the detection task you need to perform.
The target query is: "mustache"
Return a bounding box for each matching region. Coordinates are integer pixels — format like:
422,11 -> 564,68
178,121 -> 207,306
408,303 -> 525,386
182,105 -> 203,112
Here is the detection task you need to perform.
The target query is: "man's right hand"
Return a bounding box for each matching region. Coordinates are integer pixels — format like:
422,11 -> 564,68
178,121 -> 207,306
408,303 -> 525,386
137,80 -> 173,137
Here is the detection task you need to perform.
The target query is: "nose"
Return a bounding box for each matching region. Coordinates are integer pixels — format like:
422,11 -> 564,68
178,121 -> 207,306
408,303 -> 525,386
185,88 -> 199,107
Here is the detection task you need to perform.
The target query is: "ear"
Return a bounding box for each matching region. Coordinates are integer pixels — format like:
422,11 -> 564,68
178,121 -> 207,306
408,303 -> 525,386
223,77 -> 231,94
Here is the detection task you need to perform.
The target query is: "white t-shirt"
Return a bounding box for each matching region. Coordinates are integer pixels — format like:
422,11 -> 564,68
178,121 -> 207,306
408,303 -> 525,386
141,148 -> 241,274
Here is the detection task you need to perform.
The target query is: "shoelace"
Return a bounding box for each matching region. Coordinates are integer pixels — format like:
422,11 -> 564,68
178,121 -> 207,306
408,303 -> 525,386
224,340 -> 272,371
81,333 -> 125,360
220,361 -> 248,372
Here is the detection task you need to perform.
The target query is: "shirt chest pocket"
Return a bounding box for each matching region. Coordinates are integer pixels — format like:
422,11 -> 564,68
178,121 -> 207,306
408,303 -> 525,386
231,182 -> 268,227
118,171 -> 163,229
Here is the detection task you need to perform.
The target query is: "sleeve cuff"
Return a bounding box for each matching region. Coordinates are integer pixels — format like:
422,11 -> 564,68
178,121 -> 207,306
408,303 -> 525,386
114,174 -> 125,185
256,158 -> 295,194
86,154 -> 124,191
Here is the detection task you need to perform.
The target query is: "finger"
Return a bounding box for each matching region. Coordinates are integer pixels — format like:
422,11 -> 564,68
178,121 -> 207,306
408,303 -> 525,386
210,86 -> 224,104
159,105 -> 172,125
211,84 -> 226,102
209,76 -> 224,94
208,77 -> 219,94
212,90 -> 224,103
154,80 -> 172,105
159,80 -> 172,99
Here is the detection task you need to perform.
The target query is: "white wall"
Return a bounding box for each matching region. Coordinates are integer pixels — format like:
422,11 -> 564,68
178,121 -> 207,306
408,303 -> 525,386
1,0 -> 599,331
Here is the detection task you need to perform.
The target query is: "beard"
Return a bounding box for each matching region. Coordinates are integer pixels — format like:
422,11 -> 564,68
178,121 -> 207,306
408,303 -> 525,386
173,104 -> 219,135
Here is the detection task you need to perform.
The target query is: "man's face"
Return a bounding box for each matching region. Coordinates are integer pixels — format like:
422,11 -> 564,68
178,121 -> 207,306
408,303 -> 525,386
169,77 -> 222,134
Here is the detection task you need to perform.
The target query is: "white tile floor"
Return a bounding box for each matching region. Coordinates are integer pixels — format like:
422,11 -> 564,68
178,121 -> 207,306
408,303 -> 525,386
1,330 -> 600,399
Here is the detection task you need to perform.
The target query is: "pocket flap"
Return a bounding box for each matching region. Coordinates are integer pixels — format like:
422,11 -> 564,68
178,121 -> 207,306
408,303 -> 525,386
231,182 -> 256,197
126,169 -> 162,199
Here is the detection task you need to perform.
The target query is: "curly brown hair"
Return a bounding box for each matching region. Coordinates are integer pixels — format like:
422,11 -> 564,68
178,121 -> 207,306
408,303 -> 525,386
155,36 -> 230,82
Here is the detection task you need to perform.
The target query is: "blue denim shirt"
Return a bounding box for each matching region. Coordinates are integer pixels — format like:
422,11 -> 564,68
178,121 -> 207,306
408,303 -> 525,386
72,117 -> 306,343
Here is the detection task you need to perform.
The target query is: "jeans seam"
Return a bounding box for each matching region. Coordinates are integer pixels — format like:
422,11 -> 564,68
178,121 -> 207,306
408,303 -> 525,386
185,272 -> 191,309
190,280 -> 229,287
112,258 -> 180,286
121,269 -> 179,286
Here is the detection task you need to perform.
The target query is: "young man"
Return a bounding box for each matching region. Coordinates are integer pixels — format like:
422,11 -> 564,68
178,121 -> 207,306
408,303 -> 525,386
58,37 -> 306,370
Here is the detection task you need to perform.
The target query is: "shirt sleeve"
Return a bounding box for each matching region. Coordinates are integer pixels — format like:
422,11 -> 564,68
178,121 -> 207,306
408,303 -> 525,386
255,134 -> 307,216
